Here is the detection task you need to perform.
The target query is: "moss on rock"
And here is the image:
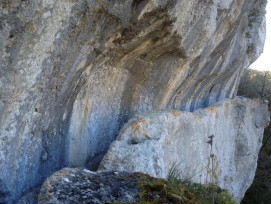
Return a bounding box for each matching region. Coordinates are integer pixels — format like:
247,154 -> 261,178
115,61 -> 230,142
38,168 -> 236,204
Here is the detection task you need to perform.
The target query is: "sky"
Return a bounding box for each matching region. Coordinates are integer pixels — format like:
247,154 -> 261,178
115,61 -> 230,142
250,0 -> 271,71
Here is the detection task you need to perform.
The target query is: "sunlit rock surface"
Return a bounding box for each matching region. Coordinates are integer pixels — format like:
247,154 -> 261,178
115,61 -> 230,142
99,97 -> 270,202
0,0 -> 267,202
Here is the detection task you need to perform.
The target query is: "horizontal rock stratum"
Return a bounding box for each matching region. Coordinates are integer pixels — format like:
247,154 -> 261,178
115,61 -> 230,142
0,0 -> 267,202
99,97 -> 270,202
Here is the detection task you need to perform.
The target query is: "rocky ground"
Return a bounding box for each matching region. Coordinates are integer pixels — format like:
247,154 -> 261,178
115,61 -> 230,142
38,168 -> 236,204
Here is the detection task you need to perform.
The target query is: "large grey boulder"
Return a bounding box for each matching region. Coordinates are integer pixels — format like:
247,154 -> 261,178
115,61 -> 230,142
38,168 -> 200,204
99,97 -> 270,202
37,167 -> 238,204
0,0 -> 267,202
38,168 -> 143,204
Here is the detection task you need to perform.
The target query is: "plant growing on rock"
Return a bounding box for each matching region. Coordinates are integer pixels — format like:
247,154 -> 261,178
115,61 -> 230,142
206,134 -> 216,204
165,158 -> 236,204
167,161 -> 203,185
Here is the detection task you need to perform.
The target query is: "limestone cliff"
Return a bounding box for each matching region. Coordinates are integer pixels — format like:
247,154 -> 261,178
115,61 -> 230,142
0,0 -> 267,203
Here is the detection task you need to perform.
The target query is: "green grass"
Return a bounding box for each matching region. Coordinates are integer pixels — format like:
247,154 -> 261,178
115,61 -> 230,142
105,173 -> 237,204
136,177 -> 237,204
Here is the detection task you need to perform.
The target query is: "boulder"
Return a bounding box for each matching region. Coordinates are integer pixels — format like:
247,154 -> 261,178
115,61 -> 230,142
38,168 -> 142,204
38,167 -> 237,204
99,97 -> 270,202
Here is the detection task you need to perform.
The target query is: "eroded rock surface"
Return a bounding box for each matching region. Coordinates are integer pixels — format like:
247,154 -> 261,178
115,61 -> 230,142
99,97 -> 270,202
67,0 -> 267,170
38,168 -> 144,204
0,0 -> 267,202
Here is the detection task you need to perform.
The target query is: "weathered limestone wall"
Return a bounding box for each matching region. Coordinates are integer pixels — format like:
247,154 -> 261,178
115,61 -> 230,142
0,0 -> 267,202
68,0 -> 267,170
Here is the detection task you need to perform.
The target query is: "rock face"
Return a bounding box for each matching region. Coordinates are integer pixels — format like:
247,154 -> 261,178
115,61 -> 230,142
0,0 -> 267,202
99,97 -> 270,202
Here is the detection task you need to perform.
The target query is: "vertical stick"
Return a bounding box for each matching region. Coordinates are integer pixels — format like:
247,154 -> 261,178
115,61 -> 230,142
207,134 -> 215,204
